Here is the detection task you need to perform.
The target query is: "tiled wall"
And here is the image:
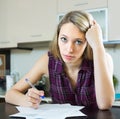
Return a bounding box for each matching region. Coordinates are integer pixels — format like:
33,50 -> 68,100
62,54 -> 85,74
11,47 -> 48,80
106,45 -> 120,93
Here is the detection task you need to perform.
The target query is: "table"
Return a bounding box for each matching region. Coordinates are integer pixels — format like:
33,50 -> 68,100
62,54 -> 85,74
0,102 -> 120,119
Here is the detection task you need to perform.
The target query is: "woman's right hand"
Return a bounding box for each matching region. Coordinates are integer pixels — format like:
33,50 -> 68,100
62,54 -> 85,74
25,88 -> 44,109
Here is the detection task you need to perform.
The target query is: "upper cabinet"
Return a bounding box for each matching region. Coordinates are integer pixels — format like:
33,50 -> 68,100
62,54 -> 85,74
58,0 -> 107,14
87,8 -> 108,41
57,0 -> 108,41
0,0 -> 17,48
58,0 -> 120,42
7,0 -> 57,43
108,0 -> 120,40
1,0 -> 119,49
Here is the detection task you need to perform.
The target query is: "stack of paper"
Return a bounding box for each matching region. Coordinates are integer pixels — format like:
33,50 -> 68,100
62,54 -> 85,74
10,103 -> 86,119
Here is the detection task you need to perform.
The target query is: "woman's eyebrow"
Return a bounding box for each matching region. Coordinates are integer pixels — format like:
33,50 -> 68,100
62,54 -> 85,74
74,37 -> 85,42
60,34 -> 67,37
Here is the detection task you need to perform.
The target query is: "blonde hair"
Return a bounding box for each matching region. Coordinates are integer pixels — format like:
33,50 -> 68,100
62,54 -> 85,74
49,10 -> 93,60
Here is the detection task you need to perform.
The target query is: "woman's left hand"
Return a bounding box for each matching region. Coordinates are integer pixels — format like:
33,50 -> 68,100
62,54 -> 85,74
85,21 -> 103,49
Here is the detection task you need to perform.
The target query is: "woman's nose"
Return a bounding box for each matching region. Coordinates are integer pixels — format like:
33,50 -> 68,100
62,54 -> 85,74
67,43 -> 74,53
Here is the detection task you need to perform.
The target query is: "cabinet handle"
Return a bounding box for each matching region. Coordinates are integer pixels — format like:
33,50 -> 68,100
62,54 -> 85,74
0,41 -> 10,43
30,34 -> 42,37
74,2 -> 88,7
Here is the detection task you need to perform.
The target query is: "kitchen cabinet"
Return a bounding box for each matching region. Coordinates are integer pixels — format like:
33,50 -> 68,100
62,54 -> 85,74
108,0 -> 120,40
58,0 -> 108,41
58,0 -> 107,14
7,0 -> 57,43
87,8 -> 108,41
0,0 -> 17,48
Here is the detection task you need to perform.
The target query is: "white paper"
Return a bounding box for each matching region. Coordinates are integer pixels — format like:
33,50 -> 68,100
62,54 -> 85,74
10,103 -> 86,119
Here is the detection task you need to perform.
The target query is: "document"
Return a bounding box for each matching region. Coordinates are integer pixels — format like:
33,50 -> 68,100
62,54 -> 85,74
10,103 -> 86,119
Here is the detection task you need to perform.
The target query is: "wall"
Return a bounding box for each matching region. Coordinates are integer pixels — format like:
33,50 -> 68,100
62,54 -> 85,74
11,47 -> 48,80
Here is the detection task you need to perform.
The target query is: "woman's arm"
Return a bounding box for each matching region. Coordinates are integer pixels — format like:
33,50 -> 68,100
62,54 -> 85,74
5,53 -> 49,108
86,21 -> 115,110
93,46 -> 114,110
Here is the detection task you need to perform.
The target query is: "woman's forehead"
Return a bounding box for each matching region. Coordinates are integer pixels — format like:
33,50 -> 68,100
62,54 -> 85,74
59,23 -> 85,40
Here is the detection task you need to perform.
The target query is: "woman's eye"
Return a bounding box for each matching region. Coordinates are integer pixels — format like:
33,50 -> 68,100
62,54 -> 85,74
75,40 -> 82,45
61,37 -> 67,42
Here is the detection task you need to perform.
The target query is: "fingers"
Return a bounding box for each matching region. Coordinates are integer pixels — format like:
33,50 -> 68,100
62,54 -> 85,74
90,20 -> 99,28
27,88 -> 44,99
87,20 -> 101,34
85,20 -> 103,49
89,19 -> 96,27
27,100 -> 40,109
93,20 -> 96,25
26,88 -> 44,108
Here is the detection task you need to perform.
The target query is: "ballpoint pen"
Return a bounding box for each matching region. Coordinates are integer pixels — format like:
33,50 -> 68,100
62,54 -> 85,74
25,78 -> 45,99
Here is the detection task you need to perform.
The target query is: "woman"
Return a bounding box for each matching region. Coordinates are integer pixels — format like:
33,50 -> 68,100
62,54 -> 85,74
5,10 -> 115,110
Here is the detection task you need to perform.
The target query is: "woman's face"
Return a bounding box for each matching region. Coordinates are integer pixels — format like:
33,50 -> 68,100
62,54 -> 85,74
58,22 -> 87,65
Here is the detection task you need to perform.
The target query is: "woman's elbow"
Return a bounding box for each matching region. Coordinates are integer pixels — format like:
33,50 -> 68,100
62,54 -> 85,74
5,91 -> 10,103
98,103 -> 112,110
97,98 -> 115,110
5,89 -> 14,103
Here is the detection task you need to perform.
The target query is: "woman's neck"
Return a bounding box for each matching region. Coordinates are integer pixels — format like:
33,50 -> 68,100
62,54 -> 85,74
64,58 -> 83,71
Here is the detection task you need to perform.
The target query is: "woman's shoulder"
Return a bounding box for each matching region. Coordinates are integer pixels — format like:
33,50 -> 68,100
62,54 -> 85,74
36,53 -> 48,63
39,52 -> 59,64
105,52 -> 113,61
33,53 -> 49,73
48,51 -> 54,58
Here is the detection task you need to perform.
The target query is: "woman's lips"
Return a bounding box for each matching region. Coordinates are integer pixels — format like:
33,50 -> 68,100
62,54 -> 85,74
63,55 -> 75,61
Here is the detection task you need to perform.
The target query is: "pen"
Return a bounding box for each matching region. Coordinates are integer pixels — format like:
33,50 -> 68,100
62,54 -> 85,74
25,78 -> 45,99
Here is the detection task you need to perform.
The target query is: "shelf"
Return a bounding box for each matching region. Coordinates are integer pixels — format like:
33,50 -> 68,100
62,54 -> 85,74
103,40 -> 120,47
0,41 -> 51,51
18,41 -> 51,49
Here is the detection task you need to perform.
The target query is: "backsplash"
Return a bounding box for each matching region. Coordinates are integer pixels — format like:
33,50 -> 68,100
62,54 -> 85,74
105,45 -> 120,93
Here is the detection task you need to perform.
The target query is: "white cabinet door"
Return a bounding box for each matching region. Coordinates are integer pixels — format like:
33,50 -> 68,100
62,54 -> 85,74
58,0 -> 107,14
87,0 -> 107,10
58,0 -> 88,13
108,0 -> 120,40
57,1 -> 108,41
0,0 -> 17,48
7,0 -> 57,43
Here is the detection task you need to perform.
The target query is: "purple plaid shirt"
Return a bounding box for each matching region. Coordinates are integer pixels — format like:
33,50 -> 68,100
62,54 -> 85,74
48,52 -> 97,107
